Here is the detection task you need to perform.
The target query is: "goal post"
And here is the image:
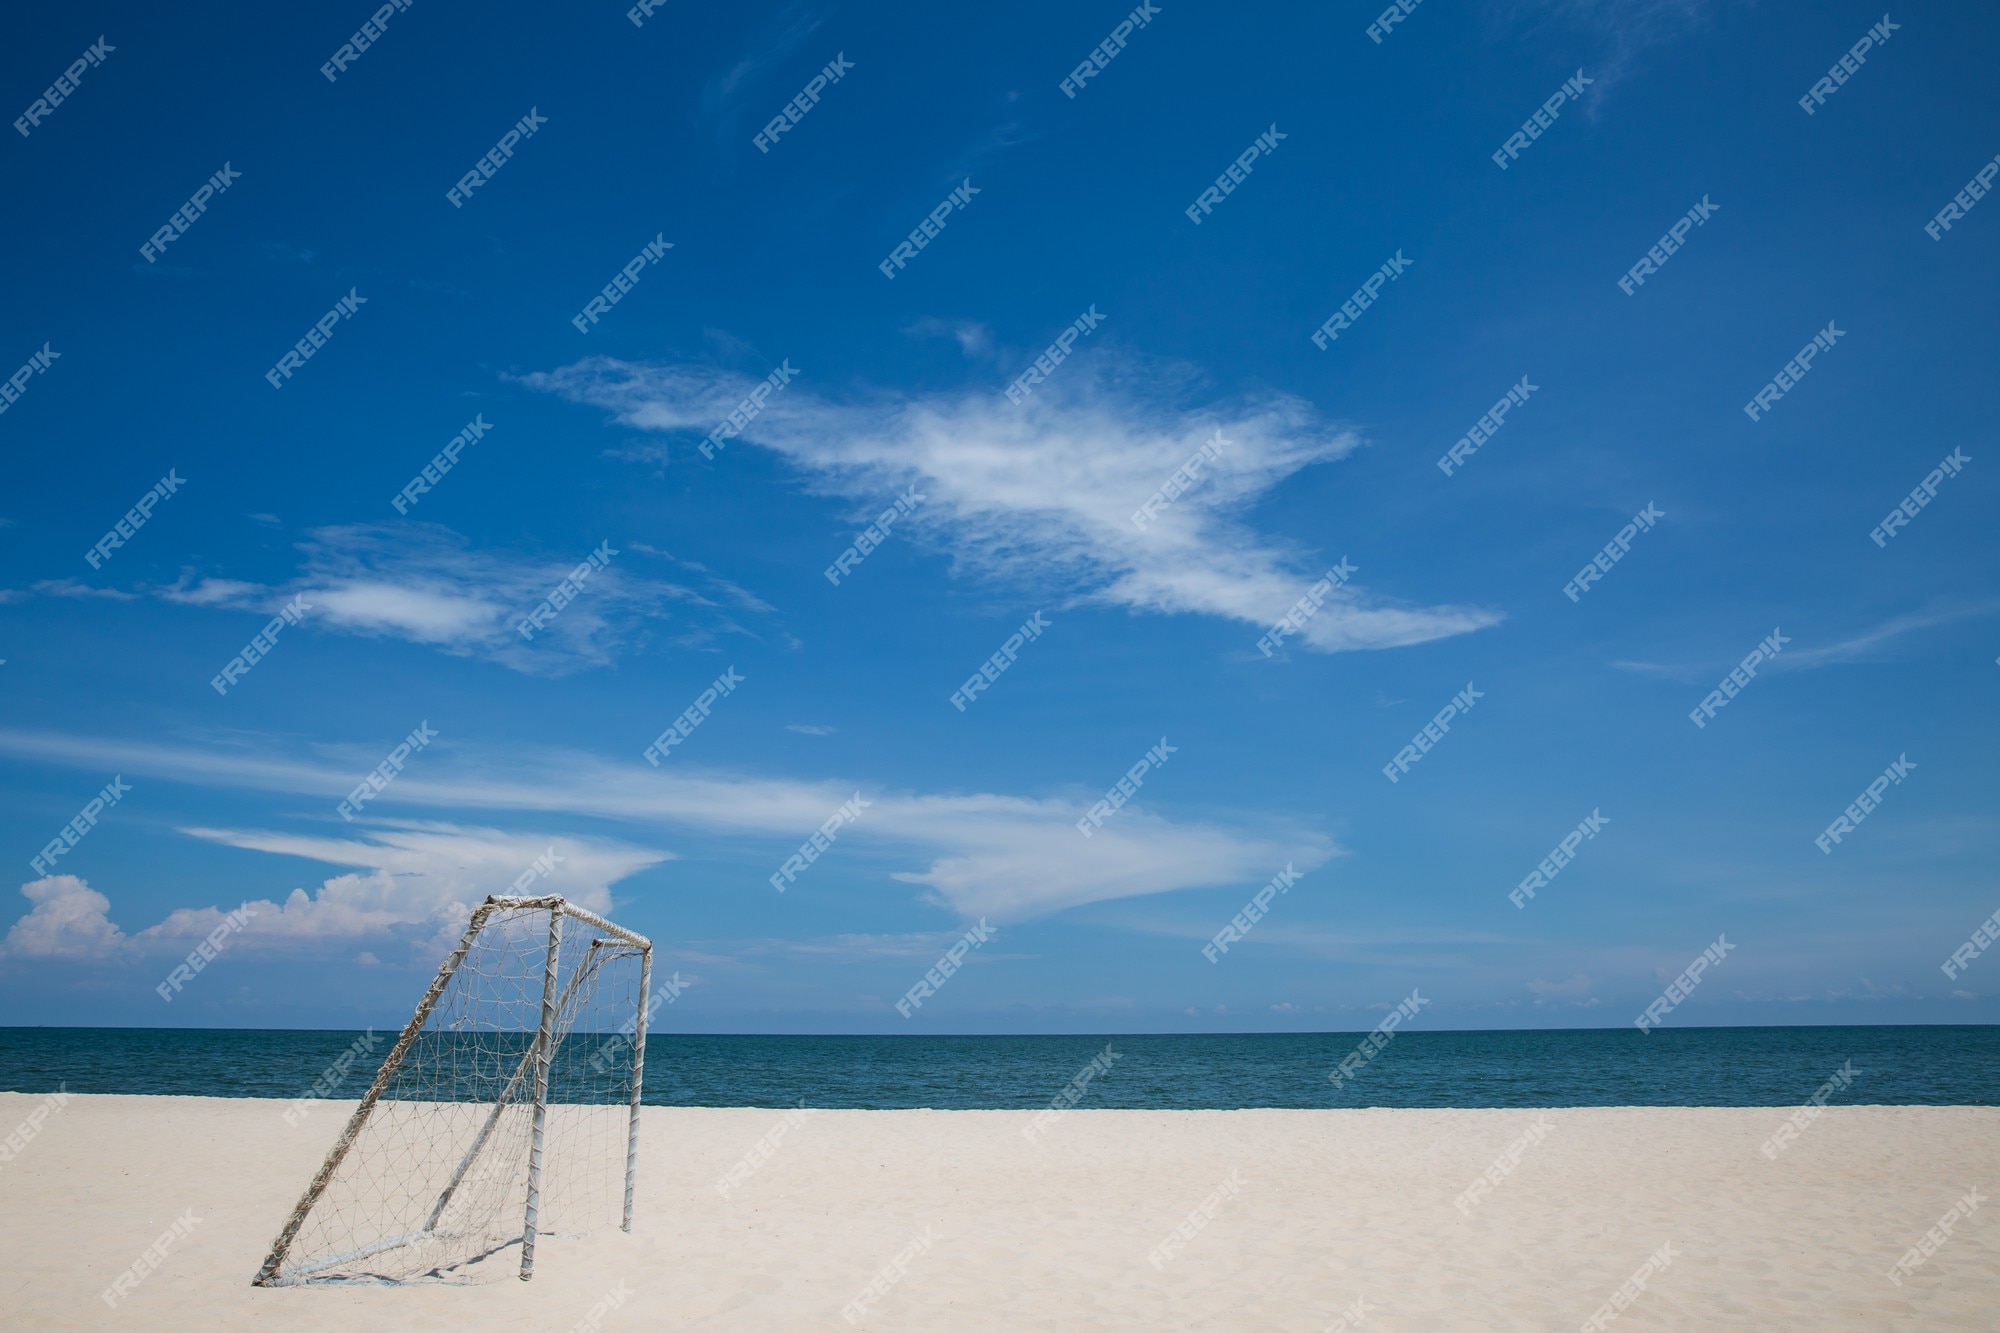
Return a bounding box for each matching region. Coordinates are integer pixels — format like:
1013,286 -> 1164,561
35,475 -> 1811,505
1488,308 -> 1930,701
254,895 -> 654,1286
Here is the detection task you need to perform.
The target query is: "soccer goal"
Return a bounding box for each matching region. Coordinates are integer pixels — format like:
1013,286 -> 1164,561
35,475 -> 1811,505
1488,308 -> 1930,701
254,895 -> 654,1285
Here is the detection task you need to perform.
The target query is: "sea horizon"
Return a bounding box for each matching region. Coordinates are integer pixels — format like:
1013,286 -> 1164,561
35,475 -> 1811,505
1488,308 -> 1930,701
8,1023 -> 1994,1109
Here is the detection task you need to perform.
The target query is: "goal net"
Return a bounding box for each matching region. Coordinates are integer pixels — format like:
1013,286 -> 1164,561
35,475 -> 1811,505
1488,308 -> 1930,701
255,895 -> 654,1285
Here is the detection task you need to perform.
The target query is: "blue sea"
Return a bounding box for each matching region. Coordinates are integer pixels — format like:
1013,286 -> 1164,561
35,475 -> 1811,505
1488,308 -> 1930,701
1,1025 -> 1993,1108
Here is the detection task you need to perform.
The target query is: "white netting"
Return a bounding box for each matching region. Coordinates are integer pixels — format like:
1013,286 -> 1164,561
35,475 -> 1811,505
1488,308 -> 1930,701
258,900 -> 649,1285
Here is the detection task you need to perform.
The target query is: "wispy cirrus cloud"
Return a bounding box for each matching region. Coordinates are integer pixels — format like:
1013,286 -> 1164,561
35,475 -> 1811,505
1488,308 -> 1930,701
1612,604 -> 2000,681
1496,0 -> 1721,100
698,1 -> 830,142
1772,605 -> 2000,670
163,523 -> 720,674
904,317 -> 995,359
0,727 -> 1332,926
9,523 -> 778,676
525,356 -> 1501,654
32,578 -> 139,601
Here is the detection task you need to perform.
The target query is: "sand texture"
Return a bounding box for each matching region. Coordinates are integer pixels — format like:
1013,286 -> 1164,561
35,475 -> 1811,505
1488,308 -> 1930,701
2,1094 -> 1995,1329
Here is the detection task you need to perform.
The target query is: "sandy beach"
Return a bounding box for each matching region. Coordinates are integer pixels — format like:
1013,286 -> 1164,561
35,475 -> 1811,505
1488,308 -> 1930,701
2,1093 -> 1995,1329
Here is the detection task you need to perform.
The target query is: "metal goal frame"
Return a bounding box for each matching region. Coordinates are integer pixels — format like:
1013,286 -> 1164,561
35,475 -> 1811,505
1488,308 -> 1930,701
253,895 -> 654,1285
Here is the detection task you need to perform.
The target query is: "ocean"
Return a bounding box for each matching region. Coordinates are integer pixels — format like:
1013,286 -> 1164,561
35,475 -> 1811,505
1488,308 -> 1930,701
1,1025 -> 1993,1108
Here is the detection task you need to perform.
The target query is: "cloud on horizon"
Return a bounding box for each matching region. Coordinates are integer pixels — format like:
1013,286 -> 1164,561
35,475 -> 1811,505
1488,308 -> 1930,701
4,823 -> 670,963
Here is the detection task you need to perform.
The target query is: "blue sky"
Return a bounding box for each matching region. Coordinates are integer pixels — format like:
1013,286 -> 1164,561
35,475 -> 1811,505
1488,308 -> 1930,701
1,1 -> 1995,1034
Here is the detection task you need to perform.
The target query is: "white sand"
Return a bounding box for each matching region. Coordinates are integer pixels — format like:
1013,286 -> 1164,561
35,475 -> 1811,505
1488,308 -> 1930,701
2,1094 -> 1995,1329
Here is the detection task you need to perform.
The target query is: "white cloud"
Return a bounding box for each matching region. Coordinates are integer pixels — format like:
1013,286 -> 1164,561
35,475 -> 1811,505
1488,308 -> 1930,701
1526,973 -> 1601,1006
4,876 -> 129,960
1,824 -> 669,963
526,357 -> 1500,654
0,728 -> 1332,925
888,804 -> 1310,920
904,318 -> 994,359
1773,605 -> 2000,670
33,579 -> 139,601
1503,0 -> 1719,100
1613,604 -> 2000,680
699,2 -> 827,133
144,523 -> 770,675
164,821 -> 671,953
